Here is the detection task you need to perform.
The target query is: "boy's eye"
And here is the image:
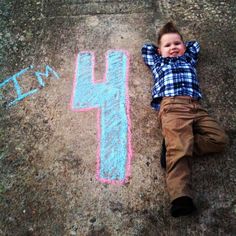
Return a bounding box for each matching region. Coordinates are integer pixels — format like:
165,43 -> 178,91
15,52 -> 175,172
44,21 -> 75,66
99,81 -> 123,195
164,44 -> 170,47
174,41 -> 182,45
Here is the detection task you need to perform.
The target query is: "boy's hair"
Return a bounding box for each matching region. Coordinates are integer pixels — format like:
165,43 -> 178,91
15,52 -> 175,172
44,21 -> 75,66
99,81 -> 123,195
157,22 -> 183,45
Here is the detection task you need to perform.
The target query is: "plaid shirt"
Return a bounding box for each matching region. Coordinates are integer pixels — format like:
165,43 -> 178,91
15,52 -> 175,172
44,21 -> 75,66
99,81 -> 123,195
141,41 -> 202,110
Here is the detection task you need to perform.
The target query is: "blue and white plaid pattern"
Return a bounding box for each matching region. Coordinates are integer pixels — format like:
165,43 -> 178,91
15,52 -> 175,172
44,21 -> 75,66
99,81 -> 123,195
141,41 -> 202,110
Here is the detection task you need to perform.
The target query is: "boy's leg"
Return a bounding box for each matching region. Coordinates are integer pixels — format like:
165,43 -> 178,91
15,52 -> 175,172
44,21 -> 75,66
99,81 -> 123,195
160,103 -> 195,202
193,107 -> 229,156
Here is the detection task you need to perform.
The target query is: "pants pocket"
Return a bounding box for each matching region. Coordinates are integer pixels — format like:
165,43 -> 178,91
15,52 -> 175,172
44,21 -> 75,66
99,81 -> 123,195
158,103 -> 173,128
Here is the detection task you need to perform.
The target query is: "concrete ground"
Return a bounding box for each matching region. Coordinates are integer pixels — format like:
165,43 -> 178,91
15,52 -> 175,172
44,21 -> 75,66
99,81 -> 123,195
0,0 -> 236,235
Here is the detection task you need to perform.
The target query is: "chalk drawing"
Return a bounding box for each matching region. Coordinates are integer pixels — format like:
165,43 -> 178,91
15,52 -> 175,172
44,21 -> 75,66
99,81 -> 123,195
0,65 -> 59,107
35,65 -> 60,87
71,50 -> 132,184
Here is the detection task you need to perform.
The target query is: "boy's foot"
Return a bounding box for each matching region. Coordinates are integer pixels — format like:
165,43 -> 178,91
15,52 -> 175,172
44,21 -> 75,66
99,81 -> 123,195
160,139 -> 166,169
170,196 -> 197,217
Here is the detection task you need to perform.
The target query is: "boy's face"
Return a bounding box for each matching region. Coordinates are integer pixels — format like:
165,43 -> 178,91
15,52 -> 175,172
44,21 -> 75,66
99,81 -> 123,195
158,33 -> 186,58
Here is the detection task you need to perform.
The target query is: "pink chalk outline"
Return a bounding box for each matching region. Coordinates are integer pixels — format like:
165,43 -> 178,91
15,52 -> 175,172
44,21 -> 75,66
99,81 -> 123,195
70,49 -> 132,185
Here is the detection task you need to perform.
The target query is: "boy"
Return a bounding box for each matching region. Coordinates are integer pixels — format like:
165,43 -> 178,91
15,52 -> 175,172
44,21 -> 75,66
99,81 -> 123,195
141,22 -> 228,217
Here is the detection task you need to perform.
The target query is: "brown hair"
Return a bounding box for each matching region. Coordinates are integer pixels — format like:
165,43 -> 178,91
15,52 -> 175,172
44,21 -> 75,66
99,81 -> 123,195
157,22 -> 183,45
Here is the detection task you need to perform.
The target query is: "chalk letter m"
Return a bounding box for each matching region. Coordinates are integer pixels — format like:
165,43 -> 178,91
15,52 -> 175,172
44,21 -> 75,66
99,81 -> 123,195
71,50 -> 132,184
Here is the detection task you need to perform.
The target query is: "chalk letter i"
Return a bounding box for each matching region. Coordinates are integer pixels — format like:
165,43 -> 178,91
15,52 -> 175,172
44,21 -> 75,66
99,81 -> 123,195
71,50 -> 132,184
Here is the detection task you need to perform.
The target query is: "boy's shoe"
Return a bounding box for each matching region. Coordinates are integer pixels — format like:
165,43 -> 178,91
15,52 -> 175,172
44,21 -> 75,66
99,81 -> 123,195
170,196 -> 197,217
160,139 -> 166,169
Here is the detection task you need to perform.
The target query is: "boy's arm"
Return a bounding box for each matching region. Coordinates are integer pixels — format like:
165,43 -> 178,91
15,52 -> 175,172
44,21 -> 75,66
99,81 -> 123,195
141,43 -> 160,67
185,41 -> 200,67
185,41 -> 200,60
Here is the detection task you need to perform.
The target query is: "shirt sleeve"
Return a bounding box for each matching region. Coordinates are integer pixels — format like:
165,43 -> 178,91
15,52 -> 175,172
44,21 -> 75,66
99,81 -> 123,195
185,41 -> 200,59
141,43 -> 161,68
184,41 -> 200,67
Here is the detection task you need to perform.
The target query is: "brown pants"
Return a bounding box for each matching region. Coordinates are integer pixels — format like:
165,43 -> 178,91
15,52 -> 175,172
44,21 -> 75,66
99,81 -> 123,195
158,96 -> 229,202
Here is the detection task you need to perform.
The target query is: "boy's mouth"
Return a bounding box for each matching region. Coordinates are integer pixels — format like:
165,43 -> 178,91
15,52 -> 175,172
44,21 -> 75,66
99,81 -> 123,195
170,50 -> 179,55
170,51 -> 179,57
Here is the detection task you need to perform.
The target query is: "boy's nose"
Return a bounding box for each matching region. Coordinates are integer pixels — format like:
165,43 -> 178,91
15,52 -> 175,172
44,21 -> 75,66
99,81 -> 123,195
170,45 -> 177,51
